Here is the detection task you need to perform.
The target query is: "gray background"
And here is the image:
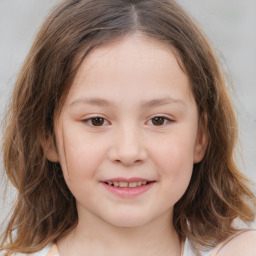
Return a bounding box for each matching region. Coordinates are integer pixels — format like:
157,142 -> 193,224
1,0 -> 255,228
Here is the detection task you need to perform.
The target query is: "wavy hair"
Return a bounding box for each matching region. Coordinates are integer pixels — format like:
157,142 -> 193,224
1,0 -> 255,254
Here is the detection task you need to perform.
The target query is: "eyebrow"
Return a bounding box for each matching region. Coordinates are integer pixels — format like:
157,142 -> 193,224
68,96 -> 186,108
68,97 -> 111,107
141,97 -> 186,108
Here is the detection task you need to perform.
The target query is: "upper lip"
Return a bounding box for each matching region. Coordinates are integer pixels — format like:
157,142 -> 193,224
101,177 -> 155,183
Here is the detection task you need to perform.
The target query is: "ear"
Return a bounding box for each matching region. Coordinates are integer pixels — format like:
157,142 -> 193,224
193,114 -> 208,164
42,134 -> 59,163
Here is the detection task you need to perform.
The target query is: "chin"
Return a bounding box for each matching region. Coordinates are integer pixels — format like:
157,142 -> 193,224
101,211 -> 156,228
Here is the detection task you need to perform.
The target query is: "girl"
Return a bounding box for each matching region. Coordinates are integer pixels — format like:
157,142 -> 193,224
1,0 -> 255,255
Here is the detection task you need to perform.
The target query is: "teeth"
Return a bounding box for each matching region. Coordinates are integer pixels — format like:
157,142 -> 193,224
106,181 -> 151,188
129,182 -> 137,188
119,182 -> 128,188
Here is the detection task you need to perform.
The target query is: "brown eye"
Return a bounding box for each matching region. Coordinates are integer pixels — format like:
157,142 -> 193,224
82,117 -> 109,127
152,117 -> 165,126
150,116 -> 171,126
90,117 -> 105,126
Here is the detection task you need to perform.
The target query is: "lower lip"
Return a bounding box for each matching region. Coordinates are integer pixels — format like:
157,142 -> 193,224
101,182 -> 155,198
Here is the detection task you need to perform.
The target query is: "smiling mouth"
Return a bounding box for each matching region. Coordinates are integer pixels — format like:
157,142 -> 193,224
103,181 -> 155,188
102,179 -> 156,197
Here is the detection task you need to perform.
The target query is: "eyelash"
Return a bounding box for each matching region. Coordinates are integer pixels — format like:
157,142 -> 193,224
82,115 -> 173,127
147,116 -> 173,126
82,117 -> 110,127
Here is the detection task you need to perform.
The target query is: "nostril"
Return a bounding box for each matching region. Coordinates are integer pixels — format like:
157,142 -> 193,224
114,158 -> 142,166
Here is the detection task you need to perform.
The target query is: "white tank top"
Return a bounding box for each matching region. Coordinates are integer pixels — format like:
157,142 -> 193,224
183,239 -> 214,256
182,229 -> 254,256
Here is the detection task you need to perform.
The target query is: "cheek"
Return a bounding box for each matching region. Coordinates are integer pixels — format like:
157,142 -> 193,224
57,136 -> 107,202
56,128 -> 108,180
151,132 -> 195,200
153,132 -> 195,172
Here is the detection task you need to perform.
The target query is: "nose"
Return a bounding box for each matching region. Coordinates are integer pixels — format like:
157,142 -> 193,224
108,125 -> 147,166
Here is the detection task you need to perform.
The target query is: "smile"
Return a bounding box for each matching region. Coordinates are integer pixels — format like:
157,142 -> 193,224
104,181 -> 151,188
101,178 -> 156,197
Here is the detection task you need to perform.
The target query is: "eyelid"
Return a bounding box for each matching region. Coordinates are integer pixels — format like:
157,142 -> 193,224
82,115 -> 111,127
146,114 -> 174,126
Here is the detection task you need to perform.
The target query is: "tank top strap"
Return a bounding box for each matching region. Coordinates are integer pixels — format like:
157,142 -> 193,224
47,243 -> 59,256
180,239 -> 185,256
209,229 -> 255,256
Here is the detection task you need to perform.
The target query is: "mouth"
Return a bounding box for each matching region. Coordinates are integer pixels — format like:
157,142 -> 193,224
103,180 -> 154,188
101,178 -> 156,197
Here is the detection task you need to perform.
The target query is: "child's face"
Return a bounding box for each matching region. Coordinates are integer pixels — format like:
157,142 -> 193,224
47,35 -> 207,228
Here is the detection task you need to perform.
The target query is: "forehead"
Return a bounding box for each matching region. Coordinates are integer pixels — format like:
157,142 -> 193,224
64,34 -> 193,106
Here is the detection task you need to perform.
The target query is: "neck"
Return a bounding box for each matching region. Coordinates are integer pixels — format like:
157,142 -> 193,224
57,209 -> 181,256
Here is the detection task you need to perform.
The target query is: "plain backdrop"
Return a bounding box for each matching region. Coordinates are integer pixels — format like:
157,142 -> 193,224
1,0 -> 255,229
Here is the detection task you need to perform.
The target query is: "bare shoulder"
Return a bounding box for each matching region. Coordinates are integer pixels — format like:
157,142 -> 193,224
217,230 -> 256,256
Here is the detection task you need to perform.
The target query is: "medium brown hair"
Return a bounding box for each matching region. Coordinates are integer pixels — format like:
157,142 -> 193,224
1,0 -> 255,254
